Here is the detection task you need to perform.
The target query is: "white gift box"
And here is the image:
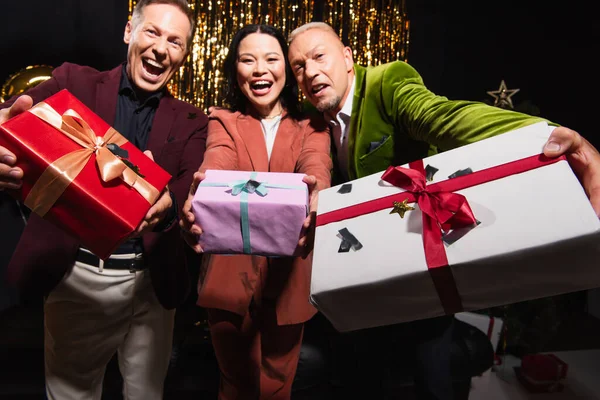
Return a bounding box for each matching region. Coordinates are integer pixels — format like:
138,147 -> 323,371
311,122 -> 600,332
455,312 -> 503,352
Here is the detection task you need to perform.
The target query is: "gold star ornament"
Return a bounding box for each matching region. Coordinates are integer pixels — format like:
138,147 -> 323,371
487,80 -> 520,109
390,199 -> 415,218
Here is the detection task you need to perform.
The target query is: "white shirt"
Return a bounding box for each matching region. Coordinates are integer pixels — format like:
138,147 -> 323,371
325,80 -> 355,181
259,115 -> 282,162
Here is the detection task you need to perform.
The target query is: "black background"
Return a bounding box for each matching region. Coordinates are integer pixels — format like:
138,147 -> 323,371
406,0 -> 598,147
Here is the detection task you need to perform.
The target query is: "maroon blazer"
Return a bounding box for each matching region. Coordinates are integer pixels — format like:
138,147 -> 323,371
1,62 -> 208,309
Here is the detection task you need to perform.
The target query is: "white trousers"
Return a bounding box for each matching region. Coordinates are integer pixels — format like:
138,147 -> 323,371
44,260 -> 175,400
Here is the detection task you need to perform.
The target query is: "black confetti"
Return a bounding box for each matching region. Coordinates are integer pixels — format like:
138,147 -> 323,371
448,168 -> 473,179
337,228 -> 363,252
425,164 -> 439,181
337,184 -> 353,194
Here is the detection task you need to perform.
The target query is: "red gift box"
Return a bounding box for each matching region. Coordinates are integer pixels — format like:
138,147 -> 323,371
516,354 -> 568,393
0,89 -> 171,259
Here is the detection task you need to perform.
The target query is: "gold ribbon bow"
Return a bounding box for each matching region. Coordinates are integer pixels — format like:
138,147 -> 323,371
24,102 -> 160,217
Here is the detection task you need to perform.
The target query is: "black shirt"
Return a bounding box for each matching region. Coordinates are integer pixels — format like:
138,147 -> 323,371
111,65 -> 164,254
114,64 -> 163,151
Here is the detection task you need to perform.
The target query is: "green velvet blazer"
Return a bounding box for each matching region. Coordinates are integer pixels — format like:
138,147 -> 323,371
347,62 -> 550,180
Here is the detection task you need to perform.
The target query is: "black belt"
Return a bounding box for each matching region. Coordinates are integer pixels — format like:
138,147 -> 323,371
76,250 -> 146,271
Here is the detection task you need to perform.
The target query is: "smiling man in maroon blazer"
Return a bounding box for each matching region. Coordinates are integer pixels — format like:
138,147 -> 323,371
0,1 -> 207,399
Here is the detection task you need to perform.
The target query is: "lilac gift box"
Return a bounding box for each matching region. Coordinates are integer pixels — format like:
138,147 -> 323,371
192,169 -> 308,256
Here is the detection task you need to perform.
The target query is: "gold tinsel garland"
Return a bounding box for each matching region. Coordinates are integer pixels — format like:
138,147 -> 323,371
323,0 -> 409,67
129,0 -> 409,111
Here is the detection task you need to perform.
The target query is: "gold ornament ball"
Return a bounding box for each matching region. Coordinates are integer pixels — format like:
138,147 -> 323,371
1,65 -> 54,103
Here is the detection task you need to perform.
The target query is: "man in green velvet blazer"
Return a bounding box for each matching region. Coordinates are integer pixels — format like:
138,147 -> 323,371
288,22 -> 600,400
288,23 -> 600,188
340,61 -> 552,180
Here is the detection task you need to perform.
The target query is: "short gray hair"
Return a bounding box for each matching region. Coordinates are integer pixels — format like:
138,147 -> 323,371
288,22 -> 339,45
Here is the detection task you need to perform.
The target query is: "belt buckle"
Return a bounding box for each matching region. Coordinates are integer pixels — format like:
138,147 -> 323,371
129,255 -> 144,273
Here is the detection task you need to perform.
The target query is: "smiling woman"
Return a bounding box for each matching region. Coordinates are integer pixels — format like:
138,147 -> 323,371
222,24 -> 302,121
180,23 -> 333,400
235,33 -> 286,119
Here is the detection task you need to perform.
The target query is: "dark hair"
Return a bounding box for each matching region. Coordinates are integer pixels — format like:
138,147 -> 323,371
131,0 -> 196,49
223,24 -> 301,119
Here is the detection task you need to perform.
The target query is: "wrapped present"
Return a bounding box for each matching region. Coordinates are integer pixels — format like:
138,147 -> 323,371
516,354 -> 568,392
0,89 -> 171,259
311,122 -> 600,332
191,169 -> 308,256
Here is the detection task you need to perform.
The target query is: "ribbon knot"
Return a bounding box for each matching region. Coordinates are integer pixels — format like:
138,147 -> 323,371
93,137 -> 105,152
229,178 -> 269,197
230,173 -> 268,253
381,163 -> 477,267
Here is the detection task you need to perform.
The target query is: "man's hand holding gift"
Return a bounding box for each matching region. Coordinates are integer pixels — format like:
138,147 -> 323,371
0,95 -> 33,190
132,150 -> 173,237
179,170 -> 205,253
544,126 -> 600,217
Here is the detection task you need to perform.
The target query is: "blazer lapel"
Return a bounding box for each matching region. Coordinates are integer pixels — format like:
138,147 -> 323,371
146,96 -> 177,156
237,114 -> 269,172
95,65 -> 122,125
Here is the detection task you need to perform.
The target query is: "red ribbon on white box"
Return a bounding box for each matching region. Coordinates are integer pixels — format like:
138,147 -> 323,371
316,153 -> 567,315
